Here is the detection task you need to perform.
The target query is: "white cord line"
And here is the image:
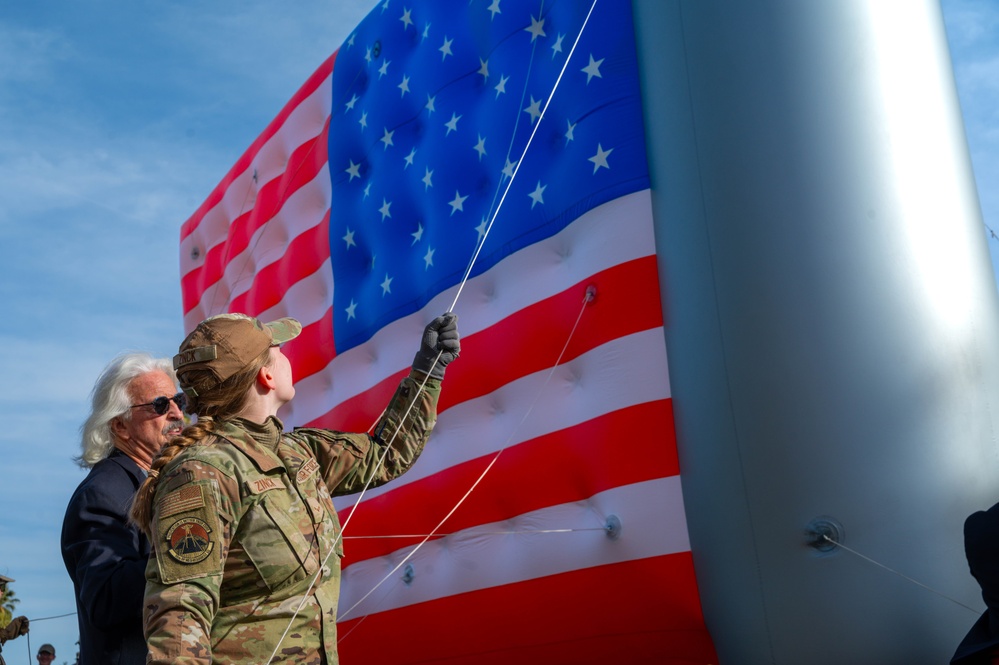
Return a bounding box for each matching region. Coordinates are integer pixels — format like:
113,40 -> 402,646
331,0 -> 599,587
269,1 -> 599,657
334,0 -> 600,627
459,0 -> 544,291
337,290 -> 593,624
265,362 -> 440,664
449,0 -> 600,312
316,0 -> 597,564
343,527 -> 604,539
335,352 -> 443,546
821,535 -> 980,614
337,0 -> 597,621
27,612 -> 75,621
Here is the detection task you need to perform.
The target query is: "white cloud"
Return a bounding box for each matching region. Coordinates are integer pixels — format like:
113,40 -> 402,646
0,132 -> 217,228
941,0 -> 999,49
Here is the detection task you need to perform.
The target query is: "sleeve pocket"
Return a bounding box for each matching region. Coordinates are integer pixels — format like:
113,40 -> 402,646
152,480 -> 223,585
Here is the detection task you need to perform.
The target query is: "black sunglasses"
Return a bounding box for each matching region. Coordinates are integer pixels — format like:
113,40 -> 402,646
130,392 -> 187,415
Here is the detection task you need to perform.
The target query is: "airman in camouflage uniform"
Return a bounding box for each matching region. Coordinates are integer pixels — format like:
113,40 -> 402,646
0,575 -> 29,665
132,312 -> 459,665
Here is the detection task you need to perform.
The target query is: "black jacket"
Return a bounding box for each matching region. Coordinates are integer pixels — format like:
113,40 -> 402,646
61,449 -> 149,665
954,502 -> 999,664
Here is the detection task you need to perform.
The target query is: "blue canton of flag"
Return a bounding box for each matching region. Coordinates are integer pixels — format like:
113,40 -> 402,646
328,0 -> 649,353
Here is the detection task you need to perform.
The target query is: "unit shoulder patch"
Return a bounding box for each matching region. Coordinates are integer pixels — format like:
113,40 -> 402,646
165,517 -> 215,564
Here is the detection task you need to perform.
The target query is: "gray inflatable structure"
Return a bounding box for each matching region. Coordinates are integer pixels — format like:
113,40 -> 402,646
632,1 -> 999,662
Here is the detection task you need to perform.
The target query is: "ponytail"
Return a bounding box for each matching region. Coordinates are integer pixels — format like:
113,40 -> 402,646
130,417 -> 216,536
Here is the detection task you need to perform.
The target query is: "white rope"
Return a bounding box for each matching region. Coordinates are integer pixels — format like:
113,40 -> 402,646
268,1 -> 599,659
24,612 -> 76,622
821,535 -> 980,614
337,289 -> 593,624
335,523 -> 608,645
343,527 -> 605,539
450,0 -> 599,311
265,363 -> 439,663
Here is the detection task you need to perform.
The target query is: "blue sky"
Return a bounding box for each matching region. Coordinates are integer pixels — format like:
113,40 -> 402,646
0,1 -> 996,663
0,2 -> 372,661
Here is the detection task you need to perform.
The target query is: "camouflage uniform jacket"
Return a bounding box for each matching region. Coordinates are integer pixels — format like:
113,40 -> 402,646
0,617 -> 28,665
143,372 -> 440,665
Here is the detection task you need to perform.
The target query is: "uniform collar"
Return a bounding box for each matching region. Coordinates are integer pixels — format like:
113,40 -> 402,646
232,416 -> 283,450
212,419 -> 285,473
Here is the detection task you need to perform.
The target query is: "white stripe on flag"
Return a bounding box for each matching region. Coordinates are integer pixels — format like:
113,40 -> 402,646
257,258 -> 335,325
281,189 -> 656,427
339,476 -> 690,616
184,165 -> 332,329
180,72 -> 333,277
331,326 -> 671,509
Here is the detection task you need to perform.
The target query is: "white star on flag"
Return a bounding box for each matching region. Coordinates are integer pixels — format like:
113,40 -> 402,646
589,144 -> 613,172
528,181 -> 546,208
449,190 -> 468,215
582,54 -> 604,83
439,36 -> 453,59
525,15 -> 546,41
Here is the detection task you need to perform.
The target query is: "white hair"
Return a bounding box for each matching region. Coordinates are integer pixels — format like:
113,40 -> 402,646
76,352 -> 177,469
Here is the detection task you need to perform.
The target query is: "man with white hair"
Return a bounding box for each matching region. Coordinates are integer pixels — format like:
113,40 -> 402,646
61,353 -> 184,665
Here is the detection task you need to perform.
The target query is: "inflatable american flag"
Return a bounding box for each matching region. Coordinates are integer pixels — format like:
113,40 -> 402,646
178,0 -> 716,662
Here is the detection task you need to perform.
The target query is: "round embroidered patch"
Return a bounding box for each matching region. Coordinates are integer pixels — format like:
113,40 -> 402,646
166,517 -> 215,564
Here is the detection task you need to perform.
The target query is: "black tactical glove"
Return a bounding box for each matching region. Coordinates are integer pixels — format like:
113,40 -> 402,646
412,313 -> 460,380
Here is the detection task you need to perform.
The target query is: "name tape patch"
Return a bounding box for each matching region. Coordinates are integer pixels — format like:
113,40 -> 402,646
245,477 -> 287,495
296,458 -> 320,484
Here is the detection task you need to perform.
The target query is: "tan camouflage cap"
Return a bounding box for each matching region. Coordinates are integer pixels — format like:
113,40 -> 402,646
173,313 -> 302,398
0,574 -> 12,584
38,644 -> 55,655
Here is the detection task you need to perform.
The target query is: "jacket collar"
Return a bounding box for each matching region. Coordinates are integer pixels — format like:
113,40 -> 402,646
108,447 -> 147,481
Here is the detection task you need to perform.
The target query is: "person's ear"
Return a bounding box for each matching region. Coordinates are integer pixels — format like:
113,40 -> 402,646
257,364 -> 277,391
111,416 -> 129,440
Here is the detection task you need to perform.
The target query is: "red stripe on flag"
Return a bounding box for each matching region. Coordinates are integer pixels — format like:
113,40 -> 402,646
303,366 -> 409,431
340,399 -> 678,563
303,255 -> 664,430
337,553 -> 718,665
181,124 -> 330,313
282,308 -> 337,375
228,212 -> 332,316
180,54 -> 335,242
437,254 -> 664,414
